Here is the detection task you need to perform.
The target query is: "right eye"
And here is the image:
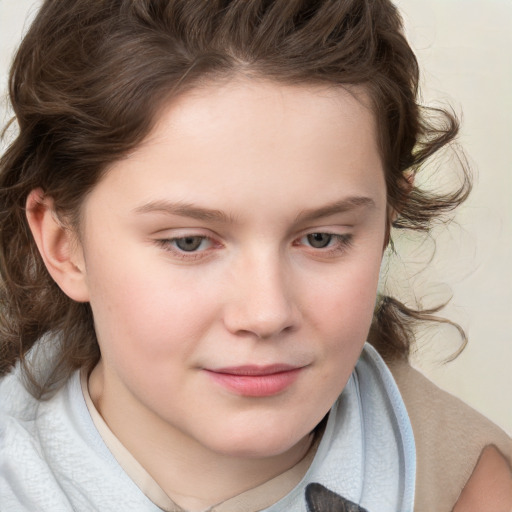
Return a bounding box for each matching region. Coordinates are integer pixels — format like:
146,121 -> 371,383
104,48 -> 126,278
171,236 -> 209,252
155,234 -> 219,261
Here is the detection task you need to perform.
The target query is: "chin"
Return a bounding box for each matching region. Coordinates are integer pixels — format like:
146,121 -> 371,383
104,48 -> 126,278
206,422 -> 312,459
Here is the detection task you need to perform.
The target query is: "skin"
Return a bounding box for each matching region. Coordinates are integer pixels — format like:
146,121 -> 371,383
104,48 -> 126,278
27,79 -> 389,510
453,445 -> 512,512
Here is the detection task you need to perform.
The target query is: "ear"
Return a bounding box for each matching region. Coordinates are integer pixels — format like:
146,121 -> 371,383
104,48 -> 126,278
383,205 -> 396,251
26,189 -> 90,302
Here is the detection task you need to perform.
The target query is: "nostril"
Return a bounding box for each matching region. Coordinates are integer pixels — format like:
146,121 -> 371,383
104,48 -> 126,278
223,299 -> 299,339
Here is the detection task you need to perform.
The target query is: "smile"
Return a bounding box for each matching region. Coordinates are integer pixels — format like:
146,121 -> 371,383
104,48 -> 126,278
204,365 -> 304,397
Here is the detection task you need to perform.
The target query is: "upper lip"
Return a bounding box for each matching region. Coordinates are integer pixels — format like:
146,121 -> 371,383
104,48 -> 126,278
206,364 -> 303,376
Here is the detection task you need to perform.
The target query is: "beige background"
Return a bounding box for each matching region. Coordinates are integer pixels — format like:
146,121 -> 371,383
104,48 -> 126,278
1,0 -> 511,434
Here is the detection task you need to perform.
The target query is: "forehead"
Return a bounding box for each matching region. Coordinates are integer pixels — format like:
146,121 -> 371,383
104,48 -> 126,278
145,79 -> 378,161
85,79 -> 385,224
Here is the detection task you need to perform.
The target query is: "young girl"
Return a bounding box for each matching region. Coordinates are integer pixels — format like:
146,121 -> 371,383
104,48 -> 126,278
0,1 -> 510,511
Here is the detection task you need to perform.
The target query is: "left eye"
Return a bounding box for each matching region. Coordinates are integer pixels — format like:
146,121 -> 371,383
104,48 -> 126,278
304,233 -> 334,248
171,236 -> 210,252
296,232 -> 353,253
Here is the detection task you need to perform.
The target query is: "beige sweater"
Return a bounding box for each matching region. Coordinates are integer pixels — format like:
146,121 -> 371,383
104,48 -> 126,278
389,361 -> 512,512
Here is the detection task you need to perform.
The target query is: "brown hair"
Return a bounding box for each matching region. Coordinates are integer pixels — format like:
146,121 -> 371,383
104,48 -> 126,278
0,0 -> 470,396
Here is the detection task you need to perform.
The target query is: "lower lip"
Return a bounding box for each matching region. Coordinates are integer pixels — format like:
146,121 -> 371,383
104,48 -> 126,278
205,368 -> 302,397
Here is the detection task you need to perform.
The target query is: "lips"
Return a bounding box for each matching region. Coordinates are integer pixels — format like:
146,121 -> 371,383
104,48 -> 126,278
204,364 -> 303,397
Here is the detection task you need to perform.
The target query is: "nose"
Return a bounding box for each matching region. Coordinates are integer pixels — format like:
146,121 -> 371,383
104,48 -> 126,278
223,252 -> 300,339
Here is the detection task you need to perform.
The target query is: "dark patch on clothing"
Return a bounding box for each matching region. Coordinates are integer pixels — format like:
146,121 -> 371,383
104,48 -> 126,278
305,483 -> 368,512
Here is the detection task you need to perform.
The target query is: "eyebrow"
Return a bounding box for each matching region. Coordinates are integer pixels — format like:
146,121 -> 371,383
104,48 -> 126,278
294,196 -> 376,223
133,200 -> 235,223
133,196 -> 375,224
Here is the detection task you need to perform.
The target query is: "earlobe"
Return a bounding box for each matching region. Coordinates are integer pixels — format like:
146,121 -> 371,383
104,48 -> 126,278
26,189 -> 89,302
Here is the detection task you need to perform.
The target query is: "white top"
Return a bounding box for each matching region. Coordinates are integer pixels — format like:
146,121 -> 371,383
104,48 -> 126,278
0,344 -> 415,511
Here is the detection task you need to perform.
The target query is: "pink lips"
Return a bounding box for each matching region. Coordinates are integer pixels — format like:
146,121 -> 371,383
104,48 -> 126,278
205,364 -> 303,397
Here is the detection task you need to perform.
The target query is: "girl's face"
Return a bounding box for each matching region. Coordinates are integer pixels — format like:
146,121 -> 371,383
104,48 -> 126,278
78,80 -> 388,458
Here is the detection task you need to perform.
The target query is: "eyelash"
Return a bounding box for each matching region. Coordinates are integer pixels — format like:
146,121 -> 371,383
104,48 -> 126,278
295,233 -> 353,256
156,232 -> 353,260
155,236 -> 217,261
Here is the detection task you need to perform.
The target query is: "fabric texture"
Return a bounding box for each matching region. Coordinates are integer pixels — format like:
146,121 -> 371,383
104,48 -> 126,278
0,344 -> 415,512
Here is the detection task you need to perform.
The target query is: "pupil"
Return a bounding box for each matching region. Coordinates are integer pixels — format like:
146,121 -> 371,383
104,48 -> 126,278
308,233 -> 332,248
176,236 -> 202,251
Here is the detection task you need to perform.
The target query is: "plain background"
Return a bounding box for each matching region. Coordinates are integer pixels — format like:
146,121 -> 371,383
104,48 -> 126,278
1,0 -> 511,435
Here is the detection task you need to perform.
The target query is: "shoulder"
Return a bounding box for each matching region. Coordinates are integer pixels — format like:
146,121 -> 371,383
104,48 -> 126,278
453,445 -> 512,512
0,369 -> 174,510
0,369 -> 57,509
0,367 -> 54,471
0,367 -> 40,421
388,359 -> 512,512
1,369 -> 101,509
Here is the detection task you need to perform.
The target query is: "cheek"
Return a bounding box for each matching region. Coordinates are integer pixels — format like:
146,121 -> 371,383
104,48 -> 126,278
84,248 -> 218,363
292,264 -> 381,433
308,256 -> 381,333
301,256 -> 381,390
